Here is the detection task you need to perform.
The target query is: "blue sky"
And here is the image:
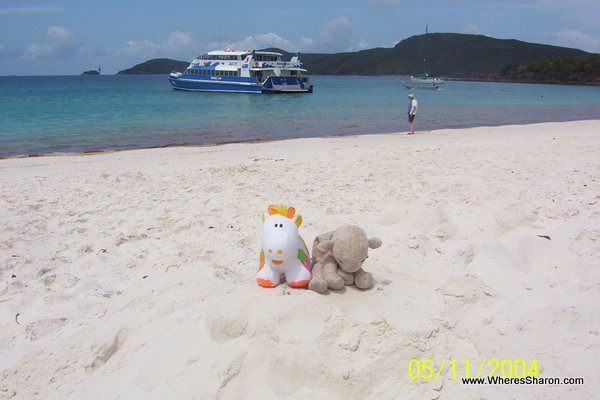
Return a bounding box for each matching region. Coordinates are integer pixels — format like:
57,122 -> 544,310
0,0 -> 599,75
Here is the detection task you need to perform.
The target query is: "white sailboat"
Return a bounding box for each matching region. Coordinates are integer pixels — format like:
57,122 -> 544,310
402,26 -> 445,90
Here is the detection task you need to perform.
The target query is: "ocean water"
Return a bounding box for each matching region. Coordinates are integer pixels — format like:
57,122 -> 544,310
1,75 -> 599,157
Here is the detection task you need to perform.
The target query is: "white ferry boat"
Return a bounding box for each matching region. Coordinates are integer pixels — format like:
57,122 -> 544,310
168,49 -> 313,94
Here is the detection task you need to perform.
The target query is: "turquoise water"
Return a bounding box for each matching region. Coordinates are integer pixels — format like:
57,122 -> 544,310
1,75 -> 599,157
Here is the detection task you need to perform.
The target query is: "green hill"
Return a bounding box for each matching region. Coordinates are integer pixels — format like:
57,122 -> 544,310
117,58 -> 189,74
498,54 -> 600,85
267,33 -> 588,77
118,33 -> 593,80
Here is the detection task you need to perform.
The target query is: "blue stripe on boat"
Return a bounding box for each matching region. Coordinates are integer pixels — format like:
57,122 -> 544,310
169,78 -> 262,93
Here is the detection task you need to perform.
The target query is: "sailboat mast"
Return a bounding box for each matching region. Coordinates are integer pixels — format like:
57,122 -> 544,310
424,25 -> 428,66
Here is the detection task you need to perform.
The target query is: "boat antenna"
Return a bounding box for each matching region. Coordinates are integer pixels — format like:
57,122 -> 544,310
219,22 -> 223,49
225,40 -> 237,51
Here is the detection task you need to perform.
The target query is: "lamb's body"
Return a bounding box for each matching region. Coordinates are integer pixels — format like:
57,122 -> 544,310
309,226 -> 382,294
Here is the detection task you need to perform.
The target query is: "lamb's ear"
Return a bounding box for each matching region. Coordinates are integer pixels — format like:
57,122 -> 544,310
368,237 -> 382,249
317,240 -> 335,253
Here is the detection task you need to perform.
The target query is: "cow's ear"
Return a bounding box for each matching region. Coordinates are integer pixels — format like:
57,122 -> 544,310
295,214 -> 302,228
267,204 -> 278,215
286,207 -> 296,218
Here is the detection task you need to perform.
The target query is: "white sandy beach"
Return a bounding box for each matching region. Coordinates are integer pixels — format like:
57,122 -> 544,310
1,120 -> 599,399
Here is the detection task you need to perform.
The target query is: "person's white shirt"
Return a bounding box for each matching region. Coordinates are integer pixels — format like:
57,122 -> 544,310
410,99 -> 418,115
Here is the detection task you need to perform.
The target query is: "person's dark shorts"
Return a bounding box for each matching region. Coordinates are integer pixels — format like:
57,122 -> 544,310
408,114 -> 415,122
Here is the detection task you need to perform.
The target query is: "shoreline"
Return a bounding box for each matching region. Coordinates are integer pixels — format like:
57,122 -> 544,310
446,76 -> 600,87
2,118 -> 599,160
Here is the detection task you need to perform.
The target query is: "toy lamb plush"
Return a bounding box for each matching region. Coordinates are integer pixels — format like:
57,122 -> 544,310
308,225 -> 382,294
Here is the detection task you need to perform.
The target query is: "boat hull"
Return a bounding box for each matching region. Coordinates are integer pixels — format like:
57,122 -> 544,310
169,75 -> 312,94
402,77 -> 445,91
262,76 -> 313,93
168,77 -> 263,93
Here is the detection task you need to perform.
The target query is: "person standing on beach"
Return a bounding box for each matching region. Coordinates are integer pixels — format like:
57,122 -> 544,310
407,94 -> 418,135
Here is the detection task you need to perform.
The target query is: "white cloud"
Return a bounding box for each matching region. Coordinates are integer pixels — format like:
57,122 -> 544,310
553,30 -> 600,52
22,26 -> 84,61
167,31 -> 192,48
357,39 -> 370,50
120,40 -> 159,56
462,24 -> 481,34
115,30 -> 195,57
220,32 -> 292,50
301,37 -> 314,46
23,43 -> 55,59
303,16 -> 369,52
46,26 -> 72,41
0,5 -> 61,14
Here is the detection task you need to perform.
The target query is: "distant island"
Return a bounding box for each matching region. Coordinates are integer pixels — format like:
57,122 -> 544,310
118,58 -> 189,75
116,33 -> 599,85
81,70 -> 100,75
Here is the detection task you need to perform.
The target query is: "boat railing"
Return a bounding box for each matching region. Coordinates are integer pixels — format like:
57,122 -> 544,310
253,61 -> 304,69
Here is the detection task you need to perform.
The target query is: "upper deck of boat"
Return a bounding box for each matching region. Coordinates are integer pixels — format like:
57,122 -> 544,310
196,50 -> 284,60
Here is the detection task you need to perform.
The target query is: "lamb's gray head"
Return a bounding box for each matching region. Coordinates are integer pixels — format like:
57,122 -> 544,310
316,225 -> 382,273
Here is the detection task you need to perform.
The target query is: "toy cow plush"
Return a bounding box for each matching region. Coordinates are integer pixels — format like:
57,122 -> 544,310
257,205 -> 311,288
